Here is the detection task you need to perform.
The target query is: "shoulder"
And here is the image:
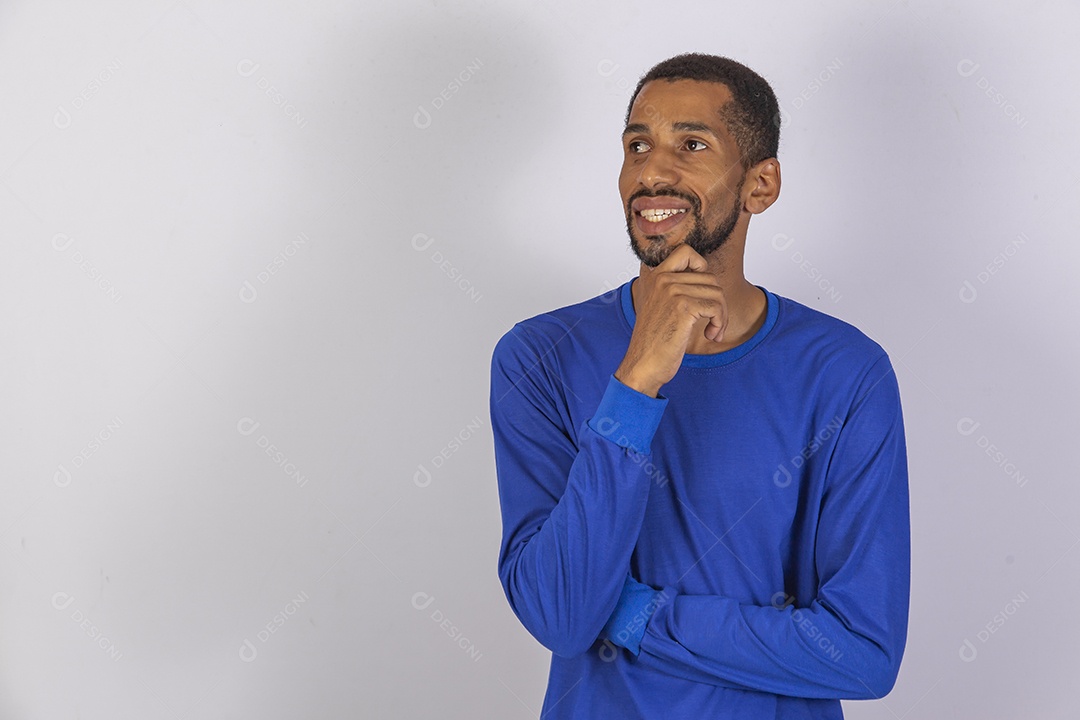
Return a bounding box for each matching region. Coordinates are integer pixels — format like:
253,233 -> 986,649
491,284 -> 626,370
766,292 -> 903,420
768,291 -> 893,382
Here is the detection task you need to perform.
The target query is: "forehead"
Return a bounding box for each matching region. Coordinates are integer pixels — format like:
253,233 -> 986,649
627,78 -> 734,134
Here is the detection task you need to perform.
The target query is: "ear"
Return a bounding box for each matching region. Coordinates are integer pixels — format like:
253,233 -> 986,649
742,158 -> 781,214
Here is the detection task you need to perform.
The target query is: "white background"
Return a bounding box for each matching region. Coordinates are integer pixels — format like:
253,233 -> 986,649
1,0 -> 1077,717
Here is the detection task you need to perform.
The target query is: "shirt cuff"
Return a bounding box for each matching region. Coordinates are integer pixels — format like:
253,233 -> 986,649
601,574 -> 666,656
586,374 -> 668,454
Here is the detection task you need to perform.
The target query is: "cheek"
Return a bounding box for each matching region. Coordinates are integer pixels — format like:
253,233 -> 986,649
619,154 -> 646,178
618,174 -> 636,204
698,180 -> 736,214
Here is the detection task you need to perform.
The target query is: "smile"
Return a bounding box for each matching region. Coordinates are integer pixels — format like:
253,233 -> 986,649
638,208 -> 687,222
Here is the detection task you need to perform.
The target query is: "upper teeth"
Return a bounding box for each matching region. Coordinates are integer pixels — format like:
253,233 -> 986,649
640,208 -> 686,222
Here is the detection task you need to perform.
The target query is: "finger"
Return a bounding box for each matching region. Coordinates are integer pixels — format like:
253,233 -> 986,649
673,291 -> 727,329
674,292 -> 727,341
704,309 -> 727,343
655,270 -> 722,287
662,284 -> 726,301
657,243 -> 707,273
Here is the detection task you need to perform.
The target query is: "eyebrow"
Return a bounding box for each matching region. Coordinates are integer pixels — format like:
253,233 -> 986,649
622,121 -> 722,140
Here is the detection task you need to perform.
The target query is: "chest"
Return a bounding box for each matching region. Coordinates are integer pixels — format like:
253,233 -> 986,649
628,370 -> 847,592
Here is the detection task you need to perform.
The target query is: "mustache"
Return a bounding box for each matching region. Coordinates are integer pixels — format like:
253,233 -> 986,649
626,188 -> 701,215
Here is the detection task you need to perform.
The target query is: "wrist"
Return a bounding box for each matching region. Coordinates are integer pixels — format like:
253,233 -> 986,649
614,365 -> 662,398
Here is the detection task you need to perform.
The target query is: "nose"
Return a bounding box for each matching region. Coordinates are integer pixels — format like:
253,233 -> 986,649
637,146 -> 680,190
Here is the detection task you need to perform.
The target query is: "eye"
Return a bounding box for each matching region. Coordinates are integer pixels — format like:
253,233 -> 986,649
685,139 -> 708,151
627,140 -> 650,153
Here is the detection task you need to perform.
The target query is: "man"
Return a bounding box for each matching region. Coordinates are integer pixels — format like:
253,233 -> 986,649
490,53 -> 909,719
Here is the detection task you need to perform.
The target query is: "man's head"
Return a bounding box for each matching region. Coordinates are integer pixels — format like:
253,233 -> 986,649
620,53 -> 781,268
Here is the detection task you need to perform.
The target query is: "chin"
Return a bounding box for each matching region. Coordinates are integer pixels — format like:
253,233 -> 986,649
630,237 -> 672,268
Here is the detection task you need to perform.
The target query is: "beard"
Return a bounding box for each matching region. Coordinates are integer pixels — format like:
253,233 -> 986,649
625,186 -> 743,268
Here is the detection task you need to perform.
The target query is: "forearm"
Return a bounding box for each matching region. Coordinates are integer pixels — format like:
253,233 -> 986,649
496,375 -> 668,657
629,589 -> 904,699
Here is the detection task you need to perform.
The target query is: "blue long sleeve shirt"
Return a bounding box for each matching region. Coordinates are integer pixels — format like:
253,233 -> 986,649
490,279 -> 910,719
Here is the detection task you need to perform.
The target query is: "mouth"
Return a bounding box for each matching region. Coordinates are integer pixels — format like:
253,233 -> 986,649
634,207 -> 689,236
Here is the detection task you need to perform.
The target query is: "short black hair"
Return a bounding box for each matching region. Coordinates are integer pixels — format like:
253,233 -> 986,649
625,53 -> 780,169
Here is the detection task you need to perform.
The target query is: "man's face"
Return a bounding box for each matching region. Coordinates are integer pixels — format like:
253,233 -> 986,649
619,79 -> 748,268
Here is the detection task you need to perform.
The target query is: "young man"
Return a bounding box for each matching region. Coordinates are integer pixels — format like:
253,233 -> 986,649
490,53 -> 910,719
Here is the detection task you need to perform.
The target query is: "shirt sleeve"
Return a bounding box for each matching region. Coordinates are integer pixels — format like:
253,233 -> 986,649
491,323 -> 669,658
613,355 -> 911,700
